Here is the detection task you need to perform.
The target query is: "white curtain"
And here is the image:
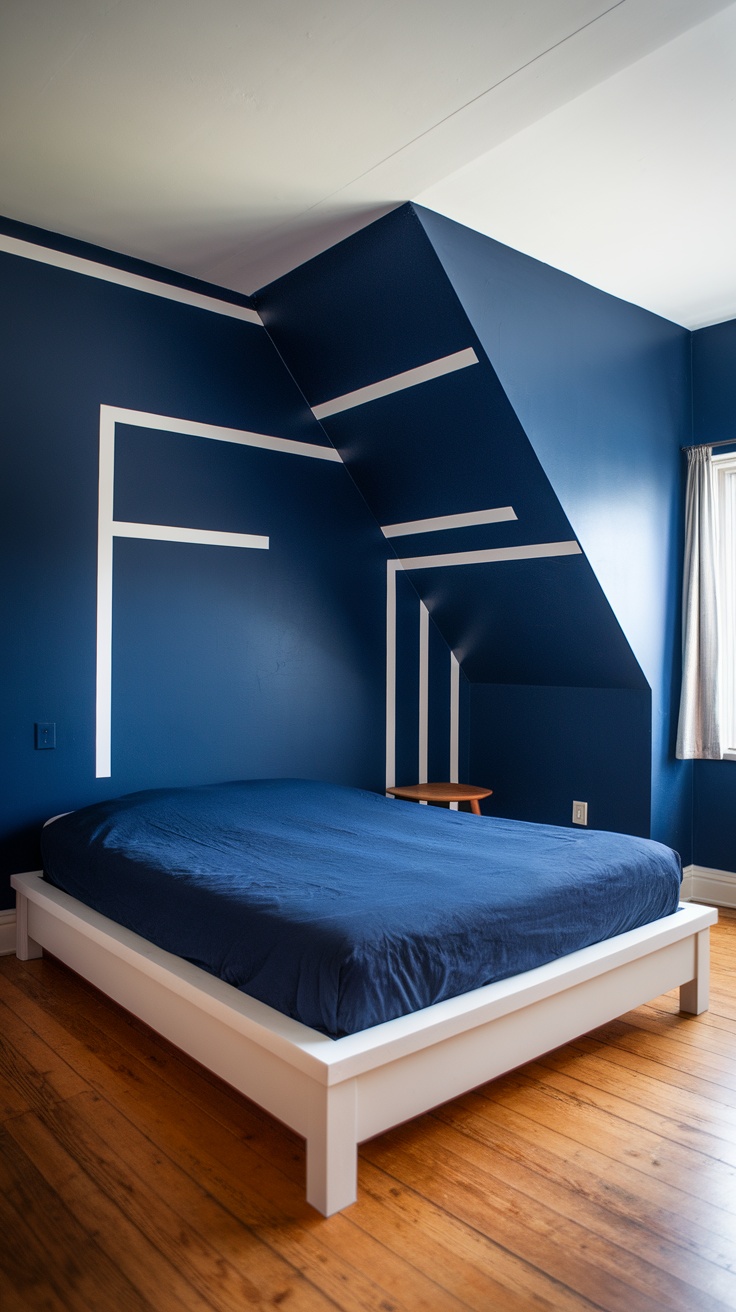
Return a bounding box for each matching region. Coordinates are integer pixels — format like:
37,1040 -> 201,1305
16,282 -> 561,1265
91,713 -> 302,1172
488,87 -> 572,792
676,446 -> 721,759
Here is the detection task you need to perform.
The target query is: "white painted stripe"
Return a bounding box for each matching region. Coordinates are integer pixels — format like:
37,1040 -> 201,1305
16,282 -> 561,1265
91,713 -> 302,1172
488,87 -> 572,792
113,522 -> 269,551
104,404 -> 341,462
382,506 -> 517,538
418,603 -> 429,787
97,400 -> 333,778
95,406 -> 116,779
385,560 -> 399,791
398,541 -> 581,570
450,652 -> 460,791
311,347 -> 479,420
0,233 -> 261,325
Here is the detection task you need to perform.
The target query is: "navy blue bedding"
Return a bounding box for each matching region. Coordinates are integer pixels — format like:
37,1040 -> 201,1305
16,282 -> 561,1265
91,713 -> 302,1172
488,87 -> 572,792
40,779 -> 681,1038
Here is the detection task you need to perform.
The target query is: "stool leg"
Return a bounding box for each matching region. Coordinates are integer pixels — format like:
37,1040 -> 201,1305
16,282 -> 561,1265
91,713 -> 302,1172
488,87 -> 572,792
469,799 -> 481,815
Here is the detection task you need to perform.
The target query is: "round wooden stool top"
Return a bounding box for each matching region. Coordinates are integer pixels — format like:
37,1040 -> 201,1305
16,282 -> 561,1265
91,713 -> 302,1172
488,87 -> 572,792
387,783 -> 492,815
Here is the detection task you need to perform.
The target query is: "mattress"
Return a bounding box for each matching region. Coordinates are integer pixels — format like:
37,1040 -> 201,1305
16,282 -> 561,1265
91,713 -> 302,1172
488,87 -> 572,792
40,778 -> 682,1037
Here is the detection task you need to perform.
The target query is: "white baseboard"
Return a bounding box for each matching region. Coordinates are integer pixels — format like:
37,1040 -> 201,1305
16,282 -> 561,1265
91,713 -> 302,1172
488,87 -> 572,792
682,864 -> 736,909
0,910 -> 16,956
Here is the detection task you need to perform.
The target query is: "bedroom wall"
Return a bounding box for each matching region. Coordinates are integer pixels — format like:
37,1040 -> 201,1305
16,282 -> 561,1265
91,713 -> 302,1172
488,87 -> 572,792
0,218 -> 389,909
257,206 -> 657,841
416,207 -> 692,855
691,318 -> 736,873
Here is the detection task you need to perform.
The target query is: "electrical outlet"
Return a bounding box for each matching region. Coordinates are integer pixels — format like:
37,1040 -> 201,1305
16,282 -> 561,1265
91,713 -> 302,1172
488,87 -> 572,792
35,722 -> 56,749
572,800 -> 588,826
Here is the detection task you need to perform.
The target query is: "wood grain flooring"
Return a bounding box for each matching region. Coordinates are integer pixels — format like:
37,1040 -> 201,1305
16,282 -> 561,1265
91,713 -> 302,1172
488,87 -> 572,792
2,910 -> 736,1310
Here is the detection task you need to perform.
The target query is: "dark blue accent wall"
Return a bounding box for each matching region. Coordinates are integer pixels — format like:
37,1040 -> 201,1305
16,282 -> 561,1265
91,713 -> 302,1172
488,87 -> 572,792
259,205 -> 659,844
0,222 -> 389,906
691,319 -> 736,871
416,207 -> 692,855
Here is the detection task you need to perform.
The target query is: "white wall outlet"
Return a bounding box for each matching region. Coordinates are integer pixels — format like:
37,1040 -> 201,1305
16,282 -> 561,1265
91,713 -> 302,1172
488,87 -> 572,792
572,800 -> 588,826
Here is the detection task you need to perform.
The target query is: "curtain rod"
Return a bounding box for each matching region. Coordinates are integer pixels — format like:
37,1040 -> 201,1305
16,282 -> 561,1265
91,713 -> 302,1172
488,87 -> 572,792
680,438 -> 736,451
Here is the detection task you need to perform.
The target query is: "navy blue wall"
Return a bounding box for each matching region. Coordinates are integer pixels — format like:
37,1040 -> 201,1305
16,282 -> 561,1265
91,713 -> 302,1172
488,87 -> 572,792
0,221 -> 388,906
259,206 -> 657,840
470,685 -> 651,835
417,208 -> 692,855
691,319 -> 736,871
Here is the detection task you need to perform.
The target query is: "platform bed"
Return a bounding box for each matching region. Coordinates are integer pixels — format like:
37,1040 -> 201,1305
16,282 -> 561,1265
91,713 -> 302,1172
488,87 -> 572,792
12,869 -> 716,1216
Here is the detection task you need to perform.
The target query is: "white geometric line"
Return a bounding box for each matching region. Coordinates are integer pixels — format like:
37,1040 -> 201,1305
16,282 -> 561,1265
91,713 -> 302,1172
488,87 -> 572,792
398,541 -> 581,570
96,400 -> 333,779
312,347 -> 479,420
112,522 -> 269,551
0,234 -> 262,325
104,405 -> 341,462
382,506 -> 517,537
95,407 -> 117,779
418,603 -> 429,790
450,652 -> 460,798
385,560 -> 399,792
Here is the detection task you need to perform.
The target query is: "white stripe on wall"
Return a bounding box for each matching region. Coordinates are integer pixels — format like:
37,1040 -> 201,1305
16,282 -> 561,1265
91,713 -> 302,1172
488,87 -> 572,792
96,406 -> 117,780
418,603 -> 429,788
311,347 -> 479,420
0,233 -> 262,325
96,405 -> 339,778
106,405 -> 341,462
384,539 -> 582,801
398,541 -> 581,570
382,506 -> 517,538
450,652 -> 460,804
385,560 -> 399,791
112,522 -> 269,551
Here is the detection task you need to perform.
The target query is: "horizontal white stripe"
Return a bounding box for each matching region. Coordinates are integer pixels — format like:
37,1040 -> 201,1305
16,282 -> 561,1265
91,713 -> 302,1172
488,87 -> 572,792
382,506 -> 517,537
0,233 -> 261,325
312,347 -> 479,420
398,541 -> 581,570
103,405 -> 341,462
112,522 -> 269,550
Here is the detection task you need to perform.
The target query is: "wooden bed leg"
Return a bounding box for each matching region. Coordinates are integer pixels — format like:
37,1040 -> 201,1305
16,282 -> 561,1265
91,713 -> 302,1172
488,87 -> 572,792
306,1078 -> 358,1216
16,891 -> 43,961
680,928 -> 710,1015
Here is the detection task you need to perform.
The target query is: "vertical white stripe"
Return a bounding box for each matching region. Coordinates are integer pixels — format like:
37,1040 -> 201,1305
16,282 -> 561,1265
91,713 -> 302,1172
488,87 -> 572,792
449,653 -> 460,809
95,406 -> 116,778
385,561 -> 398,791
418,602 -> 429,786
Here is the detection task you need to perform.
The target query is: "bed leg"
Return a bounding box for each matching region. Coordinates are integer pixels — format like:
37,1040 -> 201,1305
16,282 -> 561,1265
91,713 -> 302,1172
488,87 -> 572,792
16,891 -> 43,961
680,928 -> 710,1015
306,1078 -> 358,1216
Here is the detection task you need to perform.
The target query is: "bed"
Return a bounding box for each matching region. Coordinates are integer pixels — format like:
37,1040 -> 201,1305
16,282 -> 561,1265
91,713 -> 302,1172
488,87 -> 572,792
12,779 -> 717,1216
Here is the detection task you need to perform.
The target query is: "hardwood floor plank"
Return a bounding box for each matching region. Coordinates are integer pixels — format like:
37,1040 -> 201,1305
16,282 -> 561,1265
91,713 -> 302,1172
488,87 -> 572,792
438,1086 -> 736,1264
479,1063 -> 736,1207
0,961 -> 464,1312
0,1123 -> 156,1312
3,908 -> 736,1311
364,1128 -> 695,1312
427,1098 -> 736,1305
5,1099 -> 282,1312
353,1160 -> 608,1312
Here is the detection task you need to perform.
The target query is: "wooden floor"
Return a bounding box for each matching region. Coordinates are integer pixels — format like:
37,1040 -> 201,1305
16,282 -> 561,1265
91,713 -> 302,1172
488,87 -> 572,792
3,916 -> 736,1312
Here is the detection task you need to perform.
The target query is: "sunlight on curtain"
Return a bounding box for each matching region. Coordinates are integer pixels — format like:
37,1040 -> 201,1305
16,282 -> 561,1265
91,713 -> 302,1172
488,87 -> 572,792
676,446 -> 721,759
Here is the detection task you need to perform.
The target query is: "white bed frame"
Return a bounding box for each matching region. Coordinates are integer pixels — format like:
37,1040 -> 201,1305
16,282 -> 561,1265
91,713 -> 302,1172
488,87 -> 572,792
12,870 -> 716,1216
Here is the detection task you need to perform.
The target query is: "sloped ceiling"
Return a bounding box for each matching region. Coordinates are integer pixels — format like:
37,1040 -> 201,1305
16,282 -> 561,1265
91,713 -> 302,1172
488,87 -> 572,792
1,0 -> 735,322
257,205 -> 646,692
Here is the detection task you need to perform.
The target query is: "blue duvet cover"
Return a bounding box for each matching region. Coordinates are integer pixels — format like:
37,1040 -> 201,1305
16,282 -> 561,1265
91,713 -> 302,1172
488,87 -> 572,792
41,779 -> 681,1038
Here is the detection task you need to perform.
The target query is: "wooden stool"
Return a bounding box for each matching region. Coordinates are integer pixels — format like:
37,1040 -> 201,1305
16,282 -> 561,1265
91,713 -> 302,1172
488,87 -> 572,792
387,783 -> 492,815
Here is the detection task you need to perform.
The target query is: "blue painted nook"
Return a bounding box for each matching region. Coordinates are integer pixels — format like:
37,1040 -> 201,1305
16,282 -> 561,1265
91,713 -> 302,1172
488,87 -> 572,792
2,201 -> 735,910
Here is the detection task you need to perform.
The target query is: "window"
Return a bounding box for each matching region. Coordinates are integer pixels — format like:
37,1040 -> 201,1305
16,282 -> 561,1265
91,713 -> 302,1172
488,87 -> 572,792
713,452 -> 736,758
